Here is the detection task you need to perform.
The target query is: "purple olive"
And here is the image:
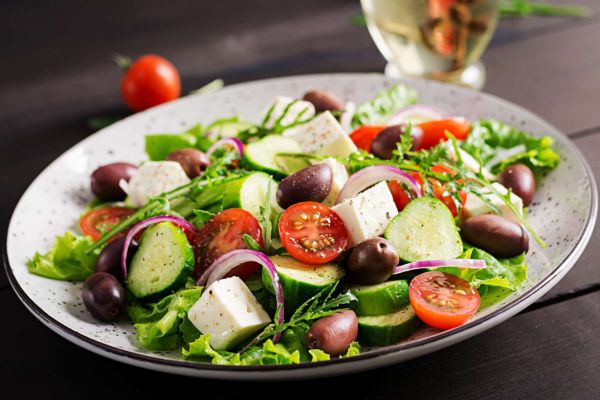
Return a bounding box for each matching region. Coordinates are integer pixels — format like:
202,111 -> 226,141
165,148 -> 210,178
461,214 -> 529,258
498,163 -> 536,206
95,237 -> 137,282
302,90 -> 344,113
91,162 -> 137,201
82,272 -> 125,322
276,163 -> 333,209
345,238 -> 399,284
306,310 -> 358,356
371,124 -> 423,159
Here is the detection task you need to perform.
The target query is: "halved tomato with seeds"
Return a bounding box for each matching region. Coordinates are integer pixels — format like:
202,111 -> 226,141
409,271 -> 480,330
278,202 -> 348,264
80,207 -> 135,241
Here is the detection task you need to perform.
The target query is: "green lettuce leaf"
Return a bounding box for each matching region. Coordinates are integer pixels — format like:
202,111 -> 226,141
182,335 -> 301,366
440,246 -> 527,291
309,349 -> 331,362
145,133 -> 197,161
341,341 -> 362,358
27,232 -> 98,281
351,84 -> 418,128
128,286 -> 203,350
461,119 -> 560,173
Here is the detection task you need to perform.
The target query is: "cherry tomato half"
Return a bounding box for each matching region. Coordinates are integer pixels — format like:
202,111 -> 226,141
279,202 -> 348,264
387,171 -> 424,211
191,208 -> 263,280
80,207 -> 135,241
417,118 -> 470,150
121,54 -> 181,112
409,271 -> 480,330
349,125 -> 386,151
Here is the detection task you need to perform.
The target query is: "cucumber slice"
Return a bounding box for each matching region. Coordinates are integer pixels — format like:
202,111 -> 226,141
206,117 -> 254,138
127,222 -> 194,300
262,256 -> 345,313
243,135 -> 302,178
349,280 -> 409,316
222,172 -> 282,218
384,197 -> 462,262
358,305 -> 421,346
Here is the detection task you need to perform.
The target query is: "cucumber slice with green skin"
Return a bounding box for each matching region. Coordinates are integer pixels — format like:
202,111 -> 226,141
221,172 -> 283,219
127,222 -> 194,300
243,135 -> 302,178
349,280 -> 409,316
206,118 -> 254,138
358,305 -> 421,346
262,256 -> 345,313
384,197 -> 462,262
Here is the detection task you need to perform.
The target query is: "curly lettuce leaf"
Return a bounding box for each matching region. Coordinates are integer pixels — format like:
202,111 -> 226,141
342,341 -> 362,358
461,119 -> 560,173
145,133 -> 197,161
182,335 -> 301,366
128,286 -> 203,351
441,246 -> 527,291
27,232 -> 98,281
351,84 -> 418,128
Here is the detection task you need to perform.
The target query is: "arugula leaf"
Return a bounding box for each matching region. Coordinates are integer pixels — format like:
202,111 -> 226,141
191,209 -> 215,229
440,245 -> 527,291
351,84 -> 418,128
242,234 -> 263,251
499,0 -> 589,17
145,133 -> 198,161
27,232 -> 99,281
461,119 -> 560,173
258,180 -> 273,254
128,286 -> 203,351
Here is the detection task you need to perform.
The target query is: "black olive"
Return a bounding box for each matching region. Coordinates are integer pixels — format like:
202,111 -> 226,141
165,148 -> 210,178
302,90 -> 344,113
498,163 -> 536,206
371,125 -> 423,159
82,272 -> 125,322
461,214 -> 529,258
306,310 -> 358,356
91,162 -> 137,201
345,238 -> 399,284
276,163 -> 333,209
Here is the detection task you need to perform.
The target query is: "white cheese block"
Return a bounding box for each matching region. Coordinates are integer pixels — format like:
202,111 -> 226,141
320,158 -> 349,206
332,181 -> 398,247
262,96 -> 315,130
127,161 -> 190,206
463,182 -> 524,223
187,277 -> 271,351
444,142 -> 495,181
284,111 -> 358,158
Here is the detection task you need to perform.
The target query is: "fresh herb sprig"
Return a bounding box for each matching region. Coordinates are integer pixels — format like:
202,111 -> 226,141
499,0 -> 590,17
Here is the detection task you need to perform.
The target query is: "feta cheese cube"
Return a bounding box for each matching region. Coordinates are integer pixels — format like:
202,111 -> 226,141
187,277 -> 271,351
332,182 -> 398,246
444,142 -> 495,181
126,161 -> 190,206
463,182 -> 524,223
284,111 -> 358,158
320,158 -> 349,206
262,96 -> 315,130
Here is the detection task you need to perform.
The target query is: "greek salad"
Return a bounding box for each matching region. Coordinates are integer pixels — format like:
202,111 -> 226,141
28,84 -> 560,365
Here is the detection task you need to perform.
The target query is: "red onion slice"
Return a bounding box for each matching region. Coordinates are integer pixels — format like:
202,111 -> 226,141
196,249 -> 285,338
206,138 -> 244,159
120,215 -> 197,280
388,104 -> 449,125
393,258 -> 486,275
336,165 -> 422,204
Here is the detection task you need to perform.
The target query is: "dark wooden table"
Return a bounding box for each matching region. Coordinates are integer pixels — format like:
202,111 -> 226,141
2,0 -> 599,397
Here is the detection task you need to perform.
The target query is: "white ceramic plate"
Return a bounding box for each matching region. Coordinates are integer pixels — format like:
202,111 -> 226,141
4,73 -> 597,380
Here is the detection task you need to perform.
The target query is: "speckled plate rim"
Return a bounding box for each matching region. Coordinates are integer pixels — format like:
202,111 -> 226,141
3,73 -> 597,380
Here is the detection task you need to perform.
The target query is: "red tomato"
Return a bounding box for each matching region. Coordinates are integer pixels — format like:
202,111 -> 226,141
428,164 -> 466,217
431,21 -> 455,56
279,202 -> 348,264
121,55 -> 181,112
349,125 -> 386,151
387,171 -> 424,211
417,118 -> 471,150
80,207 -> 135,241
428,0 -> 455,18
192,209 -> 263,280
409,271 -> 480,330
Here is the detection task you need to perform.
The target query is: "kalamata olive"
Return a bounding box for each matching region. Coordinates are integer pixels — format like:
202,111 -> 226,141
95,237 -> 137,282
371,124 -> 423,159
345,238 -> 399,284
498,163 -> 536,206
302,90 -> 344,113
276,164 -> 333,209
306,310 -> 358,356
165,148 -> 210,178
91,162 -> 137,201
82,272 -> 125,322
461,214 -> 529,258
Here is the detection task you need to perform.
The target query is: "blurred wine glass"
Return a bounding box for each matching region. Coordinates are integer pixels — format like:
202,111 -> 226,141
360,0 -> 499,89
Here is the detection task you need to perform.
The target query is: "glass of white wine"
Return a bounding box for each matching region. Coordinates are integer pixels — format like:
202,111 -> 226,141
361,0 -> 499,89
